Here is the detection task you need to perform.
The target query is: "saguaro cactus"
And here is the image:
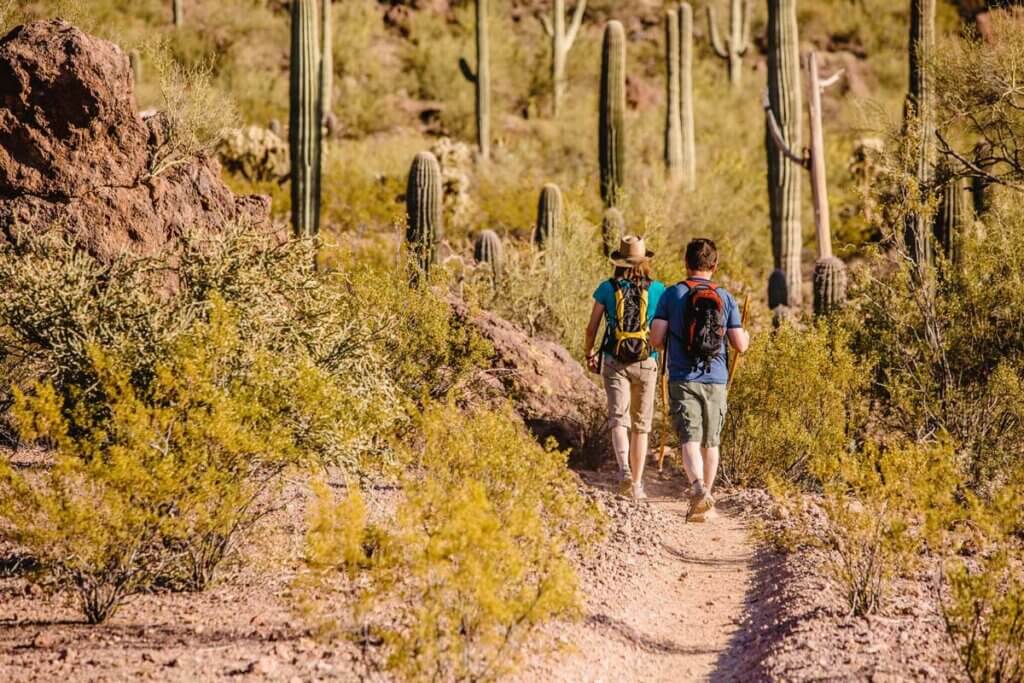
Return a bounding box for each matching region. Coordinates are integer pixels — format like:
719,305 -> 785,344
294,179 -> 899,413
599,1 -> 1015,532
679,2 -> 696,191
764,0 -> 803,308
905,0 -> 936,267
129,49 -> 142,85
290,0 -> 322,238
173,0 -> 183,27
406,152 -> 443,281
601,207 -> 625,257
458,0 -> 491,160
539,0 -> 586,117
935,170 -> 971,266
664,9 -> 684,183
599,21 -> 626,209
534,184 -> 564,250
707,0 -> 750,87
473,229 -> 505,281
320,0 -> 333,127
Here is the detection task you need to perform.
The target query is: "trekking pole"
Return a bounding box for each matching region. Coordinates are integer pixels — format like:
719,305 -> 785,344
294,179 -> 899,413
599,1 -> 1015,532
657,340 -> 671,472
727,293 -> 751,391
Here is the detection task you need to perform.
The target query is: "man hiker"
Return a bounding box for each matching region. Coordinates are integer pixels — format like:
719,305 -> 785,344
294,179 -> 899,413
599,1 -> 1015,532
584,236 -> 666,500
650,238 -> 750,521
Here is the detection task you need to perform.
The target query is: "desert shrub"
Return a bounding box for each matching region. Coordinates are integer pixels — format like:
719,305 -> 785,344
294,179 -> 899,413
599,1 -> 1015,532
770,443 -> 958,617
944,552 -> 1024,683
298,406 -> 601,680
0,298 -> 359,620
720,322 -> 866,487
144,44 -> 239,176
847,214 -> 1024,491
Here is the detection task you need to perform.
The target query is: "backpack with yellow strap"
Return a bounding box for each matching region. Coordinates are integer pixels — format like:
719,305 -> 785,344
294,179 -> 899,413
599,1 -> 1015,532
607,277 -> 653,363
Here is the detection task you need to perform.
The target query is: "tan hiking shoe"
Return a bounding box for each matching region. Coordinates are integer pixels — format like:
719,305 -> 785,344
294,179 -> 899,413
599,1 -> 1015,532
632,482 -> 648,501
686,481 -> 710,521
618,478 -> 632,497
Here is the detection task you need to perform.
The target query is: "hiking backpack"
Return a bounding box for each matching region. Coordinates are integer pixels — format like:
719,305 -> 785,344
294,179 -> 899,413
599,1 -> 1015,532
608,278 -> 653,364
681,279 -> 726,371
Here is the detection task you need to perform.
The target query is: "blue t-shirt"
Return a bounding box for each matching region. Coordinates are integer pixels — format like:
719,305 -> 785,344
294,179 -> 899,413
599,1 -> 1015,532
653,278 -> 741,384
593,279 -> 666,360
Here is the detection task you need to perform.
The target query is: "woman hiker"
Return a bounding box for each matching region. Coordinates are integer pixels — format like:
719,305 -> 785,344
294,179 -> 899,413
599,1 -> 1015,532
584,236 -> 666,500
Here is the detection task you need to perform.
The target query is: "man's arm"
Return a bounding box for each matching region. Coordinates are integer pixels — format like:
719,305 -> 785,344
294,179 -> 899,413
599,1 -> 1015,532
650,319 -> 668,351
727,327 -> 750,353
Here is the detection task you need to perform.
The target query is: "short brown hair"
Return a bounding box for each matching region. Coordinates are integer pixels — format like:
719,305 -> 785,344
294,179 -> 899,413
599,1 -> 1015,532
685,238 -> 718,271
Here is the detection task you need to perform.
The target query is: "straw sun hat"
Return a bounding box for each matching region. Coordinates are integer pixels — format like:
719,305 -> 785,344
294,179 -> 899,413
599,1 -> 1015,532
609,235 -> 655,268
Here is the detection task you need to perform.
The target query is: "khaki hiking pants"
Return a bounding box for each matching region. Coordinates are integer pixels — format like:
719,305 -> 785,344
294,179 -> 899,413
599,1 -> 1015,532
601,356 -> 658,434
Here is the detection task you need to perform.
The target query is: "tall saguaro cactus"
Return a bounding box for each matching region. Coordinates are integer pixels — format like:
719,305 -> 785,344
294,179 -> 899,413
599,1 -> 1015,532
539,0 -> 586,118
707,0 -> 750,87
599,21 -> 626,209
172,0 -> 183,27
320,0 -> 333,128
905,0 -> 936,267
935,168 -> 971,266
406,152 -> 443,282
458,0 -> 491,160
664,9 -> 684,183
679,3 -> 696,191
290,0 -> 322,238
764,0 -> 803,309
534,184 -> 564,250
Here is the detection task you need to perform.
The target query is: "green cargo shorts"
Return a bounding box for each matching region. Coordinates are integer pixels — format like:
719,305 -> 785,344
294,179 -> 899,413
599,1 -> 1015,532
668,381 -> 728,448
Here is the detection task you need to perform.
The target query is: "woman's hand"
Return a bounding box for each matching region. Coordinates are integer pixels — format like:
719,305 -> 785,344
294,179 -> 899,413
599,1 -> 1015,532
586,352 -> 601,374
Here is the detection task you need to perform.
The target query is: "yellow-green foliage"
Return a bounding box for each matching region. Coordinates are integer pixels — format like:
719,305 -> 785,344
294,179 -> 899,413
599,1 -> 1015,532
771,443 -> 958,617
0,300 -> 361,621
720,322 -> 866,486
848,206 -> 1024,490
943,551 -> 1024,683
298,406 -> 602,680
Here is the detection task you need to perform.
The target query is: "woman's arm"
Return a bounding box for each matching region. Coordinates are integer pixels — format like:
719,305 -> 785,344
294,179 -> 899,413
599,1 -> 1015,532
584,301 -> 605,372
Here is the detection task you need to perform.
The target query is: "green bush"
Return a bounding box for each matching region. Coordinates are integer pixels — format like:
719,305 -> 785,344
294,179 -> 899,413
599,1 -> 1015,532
0,299 -> 355,620
770,442 -> 958,617
298,406 -> 602,680
720,322 -> 866,487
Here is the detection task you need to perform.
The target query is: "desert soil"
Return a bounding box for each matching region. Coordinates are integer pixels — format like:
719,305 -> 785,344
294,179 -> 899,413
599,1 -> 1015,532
0,447 -> 961,682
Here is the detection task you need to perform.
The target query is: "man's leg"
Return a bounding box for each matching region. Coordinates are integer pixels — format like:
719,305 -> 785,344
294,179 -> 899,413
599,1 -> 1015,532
681,441 -> 704,488
702,446 -> 720,494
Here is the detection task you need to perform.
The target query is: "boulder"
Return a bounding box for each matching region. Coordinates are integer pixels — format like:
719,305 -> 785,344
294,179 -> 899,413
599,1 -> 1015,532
0,20 -> 270,261
452,299 -> 609,469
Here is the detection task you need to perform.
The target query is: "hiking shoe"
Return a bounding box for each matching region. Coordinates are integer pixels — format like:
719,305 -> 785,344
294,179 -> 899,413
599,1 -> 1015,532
617,478 -> 632,497
687,481 -> 711,521
632,482 -> 648,501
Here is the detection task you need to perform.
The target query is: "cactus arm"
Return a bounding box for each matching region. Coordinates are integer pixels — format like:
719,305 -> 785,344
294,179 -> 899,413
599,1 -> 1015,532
738,0 -> 752,56
565,0 -> 587,49
707,6 -> 729,59
538,12 -> 554,36
820,70 -> 844,89
763,91 -> 807,167
458,57 -> 477,83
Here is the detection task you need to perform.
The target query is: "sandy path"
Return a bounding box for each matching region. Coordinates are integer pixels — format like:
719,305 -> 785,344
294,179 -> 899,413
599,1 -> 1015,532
523,467 -> 757,682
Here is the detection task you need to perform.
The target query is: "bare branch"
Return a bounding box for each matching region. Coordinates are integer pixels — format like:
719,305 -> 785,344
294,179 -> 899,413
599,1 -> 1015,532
536,11 -> 553,37
565,0 -> 587,48
763,89 -> 808,167
820,69 -> 845,90
458,57 -> 476,84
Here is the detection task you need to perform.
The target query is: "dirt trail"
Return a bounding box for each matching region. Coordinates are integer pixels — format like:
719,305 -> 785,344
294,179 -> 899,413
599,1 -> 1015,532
522,467 -> 757,683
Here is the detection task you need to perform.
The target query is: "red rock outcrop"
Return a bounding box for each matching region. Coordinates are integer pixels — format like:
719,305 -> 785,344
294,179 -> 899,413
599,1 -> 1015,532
0,20 -> 270,261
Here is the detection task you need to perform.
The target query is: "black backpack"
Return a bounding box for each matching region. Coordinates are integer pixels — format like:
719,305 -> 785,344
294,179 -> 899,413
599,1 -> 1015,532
681,279 -> 725,371
608,278 -> 652,364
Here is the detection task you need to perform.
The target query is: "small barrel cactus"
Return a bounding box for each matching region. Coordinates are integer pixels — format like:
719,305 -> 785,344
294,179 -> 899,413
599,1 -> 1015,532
406,151 -> 444,282
534,183 -> 563,250
473,229 -> 504,281
601,207 -> 625,257
599,21 -> 626,208
812,256 -> 847,317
